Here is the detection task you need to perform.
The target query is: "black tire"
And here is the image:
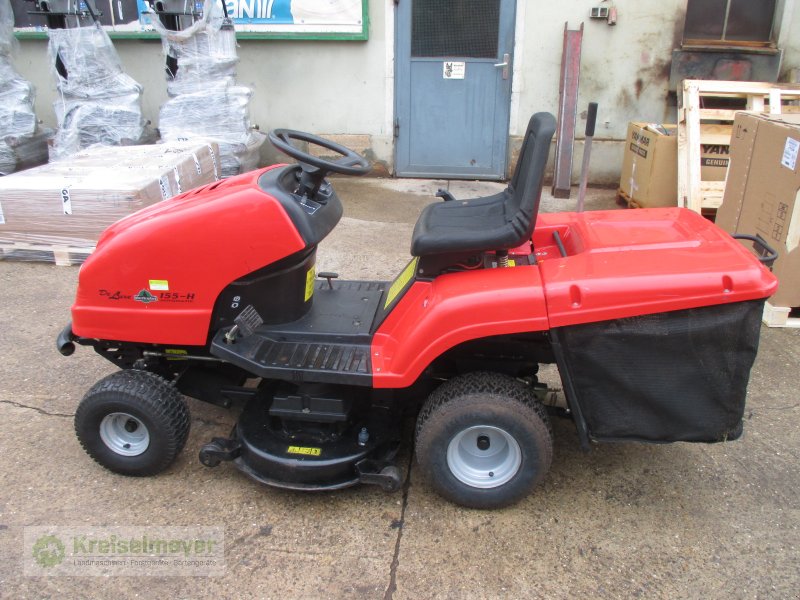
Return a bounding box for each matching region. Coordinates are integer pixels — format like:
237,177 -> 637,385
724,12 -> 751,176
415,372 -> 553,509
74,370 -> 190,477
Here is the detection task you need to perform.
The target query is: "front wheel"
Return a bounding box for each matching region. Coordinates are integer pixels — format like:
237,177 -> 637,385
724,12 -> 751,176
415,372 -> 553,509
74,370 -> 190,476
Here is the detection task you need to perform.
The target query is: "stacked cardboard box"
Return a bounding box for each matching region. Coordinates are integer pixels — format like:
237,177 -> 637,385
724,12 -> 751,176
0,141 -> 219,250
618,123 -> 678,208
717,113 -> 800,309
619,122 -> 731,209
699,123 -> 732,183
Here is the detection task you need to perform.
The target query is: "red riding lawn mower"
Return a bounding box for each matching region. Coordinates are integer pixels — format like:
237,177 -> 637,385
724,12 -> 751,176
58,113 -> 778,509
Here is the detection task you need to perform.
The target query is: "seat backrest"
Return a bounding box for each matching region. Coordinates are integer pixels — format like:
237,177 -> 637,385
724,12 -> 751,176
506,112 -> 557,240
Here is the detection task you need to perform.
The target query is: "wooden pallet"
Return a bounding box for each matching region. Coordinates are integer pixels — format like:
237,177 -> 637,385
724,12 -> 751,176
615,187 -> 643,209
0,242 -> 94,266
762,301 -> 800,328
678,80 -> 800,214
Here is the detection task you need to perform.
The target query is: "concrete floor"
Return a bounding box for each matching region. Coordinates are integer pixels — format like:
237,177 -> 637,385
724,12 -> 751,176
0,179 -> 798,598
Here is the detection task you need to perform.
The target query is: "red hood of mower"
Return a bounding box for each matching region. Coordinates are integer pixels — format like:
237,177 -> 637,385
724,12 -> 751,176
71,165 -> 306,345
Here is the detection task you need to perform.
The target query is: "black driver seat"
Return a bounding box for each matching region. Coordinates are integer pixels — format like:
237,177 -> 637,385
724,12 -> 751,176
410,112 -> 557,259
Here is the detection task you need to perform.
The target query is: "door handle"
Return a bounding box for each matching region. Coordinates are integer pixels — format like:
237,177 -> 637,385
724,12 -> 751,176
494,53 -> 510,79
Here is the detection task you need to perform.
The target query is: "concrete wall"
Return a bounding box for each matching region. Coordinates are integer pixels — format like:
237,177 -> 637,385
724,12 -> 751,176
778,0 -> 800,80
9,0 -> 800,184
510,0 -> 687,185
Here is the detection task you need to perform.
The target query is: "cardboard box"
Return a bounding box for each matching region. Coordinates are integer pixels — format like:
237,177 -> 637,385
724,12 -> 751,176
618,123 -> 677,207
716,112 -> 800,307
699,123 -> 732,182
0,141 -> 220,249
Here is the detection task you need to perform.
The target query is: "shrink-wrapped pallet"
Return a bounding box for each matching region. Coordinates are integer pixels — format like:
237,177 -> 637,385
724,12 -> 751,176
48,23 -> 151,160
153,0 -> 264,177
0,0 -> 49,175
0,141 -> 219,257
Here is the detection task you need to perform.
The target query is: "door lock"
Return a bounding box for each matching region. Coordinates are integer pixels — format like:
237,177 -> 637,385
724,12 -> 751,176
494,53 -> 510,79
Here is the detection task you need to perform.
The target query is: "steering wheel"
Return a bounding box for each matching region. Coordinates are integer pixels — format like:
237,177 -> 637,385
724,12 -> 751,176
269,129 -> 371,183
269,129 -> 371,198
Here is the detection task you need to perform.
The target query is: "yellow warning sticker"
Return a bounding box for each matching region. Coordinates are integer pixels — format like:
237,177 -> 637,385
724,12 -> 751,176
149,279 -> 169,291
287,446 -> 321,456
304,267 -> 315,302
165,348 -> 188,361
385,258 -> 419,309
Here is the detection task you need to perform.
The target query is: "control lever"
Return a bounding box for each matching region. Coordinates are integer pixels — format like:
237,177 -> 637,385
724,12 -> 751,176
436,189 -> 457,202
224,305 -> 264,344
318,272 -> 339,290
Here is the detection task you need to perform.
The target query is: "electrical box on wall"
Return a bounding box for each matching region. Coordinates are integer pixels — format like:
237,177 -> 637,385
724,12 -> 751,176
590,7 -> 609,19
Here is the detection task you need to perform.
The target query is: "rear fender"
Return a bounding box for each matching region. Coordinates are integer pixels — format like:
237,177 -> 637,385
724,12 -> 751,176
371,266 -> 548,389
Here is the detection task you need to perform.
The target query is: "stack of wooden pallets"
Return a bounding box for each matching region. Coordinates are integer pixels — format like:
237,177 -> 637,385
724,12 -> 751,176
677,79 -> 800,215
762,304 -> 800,329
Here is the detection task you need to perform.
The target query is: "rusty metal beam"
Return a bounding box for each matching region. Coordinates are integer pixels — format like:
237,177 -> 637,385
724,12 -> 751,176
551,22 -> 583,199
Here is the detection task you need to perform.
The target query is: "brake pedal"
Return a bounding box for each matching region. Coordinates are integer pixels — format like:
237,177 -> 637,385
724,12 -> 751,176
224,305 -> 264,344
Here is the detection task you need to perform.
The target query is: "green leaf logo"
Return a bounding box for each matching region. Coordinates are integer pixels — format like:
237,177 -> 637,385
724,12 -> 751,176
32,535 -> 65,568
134,289 -> 158,304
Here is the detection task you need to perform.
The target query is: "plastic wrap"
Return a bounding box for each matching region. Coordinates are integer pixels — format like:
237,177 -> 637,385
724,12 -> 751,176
153,0 -> 264,176
0,129 -> 53,176
48,24 -> 149,160
0,0 -> 50,175
0,59 -> 36,137
0,141 -> 13,175
158,84 -> 252,143
0,0 -> 15,57
218,130 -> 267,176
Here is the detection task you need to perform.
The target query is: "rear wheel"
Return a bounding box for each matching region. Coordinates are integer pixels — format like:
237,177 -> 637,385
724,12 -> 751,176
74,370 -> 190,476
415,372 -> 552,509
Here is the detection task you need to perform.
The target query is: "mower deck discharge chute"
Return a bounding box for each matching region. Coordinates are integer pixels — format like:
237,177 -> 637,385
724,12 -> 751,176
59,113 -> 778,509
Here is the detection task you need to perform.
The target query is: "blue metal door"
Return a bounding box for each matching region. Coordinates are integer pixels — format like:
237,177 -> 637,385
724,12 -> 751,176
395,0 -> 516,179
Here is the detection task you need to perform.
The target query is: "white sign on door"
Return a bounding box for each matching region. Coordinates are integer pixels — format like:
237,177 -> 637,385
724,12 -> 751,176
443,61 -> 465,80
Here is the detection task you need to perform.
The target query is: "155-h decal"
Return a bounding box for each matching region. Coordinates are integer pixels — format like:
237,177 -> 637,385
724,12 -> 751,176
158,292 -> 196,303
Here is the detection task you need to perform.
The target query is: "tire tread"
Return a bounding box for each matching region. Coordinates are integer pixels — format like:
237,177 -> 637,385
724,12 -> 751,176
415,371 -> 553,509
416,371 -> 552,441
74,370 -> 190,476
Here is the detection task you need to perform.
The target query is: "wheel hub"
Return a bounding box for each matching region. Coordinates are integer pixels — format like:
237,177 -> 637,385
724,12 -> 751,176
99,412 -> 150,457
447,425 -> 521,489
